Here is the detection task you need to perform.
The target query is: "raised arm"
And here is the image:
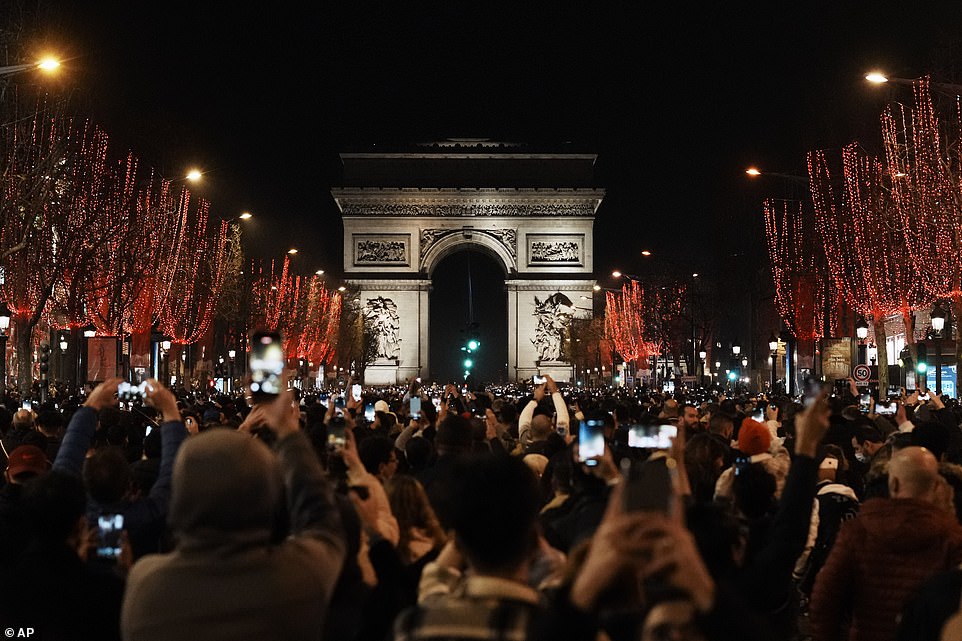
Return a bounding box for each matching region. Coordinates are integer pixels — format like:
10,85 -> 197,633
545,375 -> 569,436
53,378 -> 121,475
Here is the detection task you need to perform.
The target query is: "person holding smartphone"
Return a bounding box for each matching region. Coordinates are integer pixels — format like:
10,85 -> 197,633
52,377 -> 190,561
518,374 -> 570,448
123,386 -> 348,640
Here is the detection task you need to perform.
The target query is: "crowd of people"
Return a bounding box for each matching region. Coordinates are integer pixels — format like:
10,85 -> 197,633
2,370 -> 962,640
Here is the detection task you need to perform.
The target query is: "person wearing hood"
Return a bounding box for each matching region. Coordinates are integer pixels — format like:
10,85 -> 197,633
810,446 -> 962,641
121,388 -> 345,641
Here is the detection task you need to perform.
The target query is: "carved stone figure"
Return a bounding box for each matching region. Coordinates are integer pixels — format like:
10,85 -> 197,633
364,296 -> 401,359
356,240 -> 406,263
532,292 -> 574,362
530,241 -> 580,262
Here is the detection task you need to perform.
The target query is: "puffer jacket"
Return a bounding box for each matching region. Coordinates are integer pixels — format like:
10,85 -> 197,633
810,497 -> 962,641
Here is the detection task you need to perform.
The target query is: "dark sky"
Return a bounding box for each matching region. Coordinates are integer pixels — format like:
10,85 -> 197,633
38,1 -> 962,280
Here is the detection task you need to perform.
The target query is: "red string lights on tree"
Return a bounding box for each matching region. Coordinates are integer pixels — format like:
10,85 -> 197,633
248,256 -> 343,367
604,279 -> 658,365
155,189 -> 231,346
809,143 -> 930,391
762,198 -> 827,344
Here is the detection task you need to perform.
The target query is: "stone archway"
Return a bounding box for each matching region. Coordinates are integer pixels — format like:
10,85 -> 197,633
333,151 -> 604,385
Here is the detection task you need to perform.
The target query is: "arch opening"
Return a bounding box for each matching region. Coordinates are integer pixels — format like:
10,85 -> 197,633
429,249 -> 507,385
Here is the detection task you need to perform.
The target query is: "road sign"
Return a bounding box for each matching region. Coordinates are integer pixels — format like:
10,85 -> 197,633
852,364 -> 871,383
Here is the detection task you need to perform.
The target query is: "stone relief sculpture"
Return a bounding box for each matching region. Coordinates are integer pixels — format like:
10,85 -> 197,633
420,228 -> 518,262
356,239 -> 406,264
532,292 -> 574,362
364,296 -> 401,359
342,202 -> 596,217
530,241 -> 580,262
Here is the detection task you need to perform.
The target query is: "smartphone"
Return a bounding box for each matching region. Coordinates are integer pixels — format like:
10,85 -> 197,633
623,458 -> 673,515
96,513 -> 125,561
249,330 -> 284,399
627,424 -> 677,449
578,419 -> 606,466
803,376 -> 826,408
317,393 -> 329,408
533,375 -> 547,385
118,380 -> 150,402
432,397 -> 441,411
352,383 -> 362,400
920,392 -> 931,401
364,403 -> 375,422
410,396 -> 421,415
20,400 -> 31,411
876,401 -> 896,415
752,407 -> 765,423
327,417 -> 347,451
334,394 -> 346,409
859,393 -> 872,414
734,454 -> 752,476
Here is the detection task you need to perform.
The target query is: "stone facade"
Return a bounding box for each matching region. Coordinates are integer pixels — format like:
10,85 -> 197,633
334,155 -> 604,384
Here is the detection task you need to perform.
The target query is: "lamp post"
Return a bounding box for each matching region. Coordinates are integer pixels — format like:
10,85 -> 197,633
0,302 -> 10,396
931,302 -> 947,394
228,348 -> 236,393
698,350 -> 707,385
81,324 -> 96,386
160,340 -> 172,386
855,316 -> 869,365
769,334 -> 779,392
58,332 -> 68,388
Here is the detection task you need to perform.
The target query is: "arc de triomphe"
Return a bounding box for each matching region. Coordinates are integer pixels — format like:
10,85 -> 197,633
334,145 -> 604,385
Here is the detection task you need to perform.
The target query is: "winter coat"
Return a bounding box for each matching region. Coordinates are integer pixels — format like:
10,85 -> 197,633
121,430 -> 345,641
810,497 -> 962,641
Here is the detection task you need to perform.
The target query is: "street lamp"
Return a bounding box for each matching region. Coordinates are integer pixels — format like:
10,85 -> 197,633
83,324 -> 97,339
855,318 -> 869,340
0,302 -> 10,392
732,340 -> 741,356
741,356 -> 749,368
854,316 -> 869,368
931,302 -> 948,394
769,334 -> 779,391
0,57 -> 61,77
238,212 -> 253,220
865,71 -> 962,96
186,169 -> 203,182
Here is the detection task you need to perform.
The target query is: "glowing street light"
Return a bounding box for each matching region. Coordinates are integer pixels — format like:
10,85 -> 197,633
238,211 -> 253,220
0,56 -> 62,77
287,248 -> 298,255
745,167 -> 762,177
612,270 -> 623,278
592,284 -> 601,291
186,169 -> 203,182
337,286 -> 346,292
315,269 -> 325,275
641,249 -> 652,256
865,72 -> 889,84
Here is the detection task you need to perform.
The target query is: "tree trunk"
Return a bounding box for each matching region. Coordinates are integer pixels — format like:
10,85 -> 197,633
902,308 -> 917,364
953,297 -> 962,383
14,317 -> 33,395
873,316 -> 889,394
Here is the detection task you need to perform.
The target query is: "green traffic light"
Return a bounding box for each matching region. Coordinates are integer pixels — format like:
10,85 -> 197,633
463,358 -> 473,369
917,362 -> 928,374
467,339 -> 479,351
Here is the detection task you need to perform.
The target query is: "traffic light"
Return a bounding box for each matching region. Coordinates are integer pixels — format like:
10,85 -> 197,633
916,342 -> 928,374
39,342 -> 50,376
467,339 -> 480,352
463,358 -> 473,369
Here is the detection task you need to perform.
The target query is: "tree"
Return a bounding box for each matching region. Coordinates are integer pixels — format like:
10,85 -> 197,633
809,143 -> 931,393
880,76 -> 962,370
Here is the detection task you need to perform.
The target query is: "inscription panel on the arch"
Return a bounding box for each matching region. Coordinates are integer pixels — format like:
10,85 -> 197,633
353,234 -> 411,266
526,234 -> 584,266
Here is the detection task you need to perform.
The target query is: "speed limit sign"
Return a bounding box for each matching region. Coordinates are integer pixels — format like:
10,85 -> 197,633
852,364 -> 871,383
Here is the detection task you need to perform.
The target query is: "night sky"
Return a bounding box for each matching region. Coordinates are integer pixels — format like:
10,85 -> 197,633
23,1 -> 962,371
